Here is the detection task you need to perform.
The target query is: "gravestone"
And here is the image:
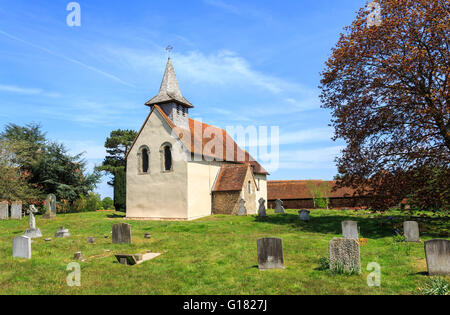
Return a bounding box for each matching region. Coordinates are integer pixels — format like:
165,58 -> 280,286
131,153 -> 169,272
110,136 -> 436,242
74,252 -> 85,262
43,194 -> 57,219
258,198 -> 266,217
87,237 -> 95,244
144,233 -> 151,239
238,199 -> 247,216
299,210 -> 310,222
0,201 -> 8,220
10,201 -> 22,219
257,237 -> 285,270
342,221 -> 359,240
274,199 -> 285,214
24,205 -> 42,238
13,235 -> 31,259
424,239 -> 450,276
329,238 -> 361,273
112,223 -> 132,244
55,226 -> 70,238
404,221 -> 420,242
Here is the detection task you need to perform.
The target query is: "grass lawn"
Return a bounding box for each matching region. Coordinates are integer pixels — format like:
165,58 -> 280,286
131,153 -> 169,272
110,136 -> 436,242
0,209 -> 448,295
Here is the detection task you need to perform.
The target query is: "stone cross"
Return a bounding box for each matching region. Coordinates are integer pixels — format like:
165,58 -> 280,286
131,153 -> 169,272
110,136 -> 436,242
257,237 -> 285,270
403,221 -> 420,242
329,238 -> 361,273
13,235 -> 31,259
274,199 -> 285,214
0,201 -> 8,220
43,194 -> 57,219
424,239 -> 450,276
112,223 -> 132,244
23,205 -> 42,238
10,201 -> 22,219
299,210 -> 310,222
342,221 -> 359,240
238,198 -> 247,216
258,198 -> 266,217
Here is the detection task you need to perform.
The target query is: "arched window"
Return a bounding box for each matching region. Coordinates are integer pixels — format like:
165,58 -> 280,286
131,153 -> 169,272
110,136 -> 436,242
139,146 -> 150,174
160,143 -> 173,172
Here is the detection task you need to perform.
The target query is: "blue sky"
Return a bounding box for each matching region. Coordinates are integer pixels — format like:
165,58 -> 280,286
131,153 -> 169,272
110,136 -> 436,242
0,0 -> 365,198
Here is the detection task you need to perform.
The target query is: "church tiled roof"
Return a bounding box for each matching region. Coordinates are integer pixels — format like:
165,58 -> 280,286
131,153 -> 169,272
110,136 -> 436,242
212,164 -> 250,192
145,58 -> 194,108
126,105 -> 269,175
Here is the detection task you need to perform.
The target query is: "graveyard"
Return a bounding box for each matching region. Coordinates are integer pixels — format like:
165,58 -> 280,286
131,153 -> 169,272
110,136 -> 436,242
0,208 -> 448,295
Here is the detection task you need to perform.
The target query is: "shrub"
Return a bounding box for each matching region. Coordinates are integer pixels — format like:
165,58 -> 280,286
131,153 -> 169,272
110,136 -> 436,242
102,197 -> 114,210
317,257 -> 330,270
85,192 -> 101,212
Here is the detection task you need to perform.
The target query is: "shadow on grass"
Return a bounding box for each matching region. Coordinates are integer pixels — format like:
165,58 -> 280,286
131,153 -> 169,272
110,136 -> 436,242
254,213 -> 449,239
107,213 -> 126,219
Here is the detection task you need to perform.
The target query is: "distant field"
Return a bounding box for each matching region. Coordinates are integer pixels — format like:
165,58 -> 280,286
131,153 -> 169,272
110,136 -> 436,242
0,209 -> 448,295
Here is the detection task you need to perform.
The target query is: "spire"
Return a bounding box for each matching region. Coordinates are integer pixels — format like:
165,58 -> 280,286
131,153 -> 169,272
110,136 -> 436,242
145,58 -> 194,108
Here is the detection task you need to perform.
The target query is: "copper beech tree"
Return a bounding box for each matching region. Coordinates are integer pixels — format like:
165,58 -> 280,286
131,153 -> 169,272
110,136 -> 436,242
320,0 -> 449,210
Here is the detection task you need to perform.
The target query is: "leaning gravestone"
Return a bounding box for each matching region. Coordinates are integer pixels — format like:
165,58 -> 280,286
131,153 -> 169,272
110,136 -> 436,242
329,238 -> 361,273
55,226 -> 70,238
404,221 -> 420,242
274,199 -> 285,214
0,201 -> 8,220
112,223 -> 132,244
299,210 -> 310,222
342,221 -> 359,240
258,198 -> 266,217
424,239 -> 450,276
13,235 -> 31,259
23,205 -> 42,238
10,201 -> 22,219
43,194 -> 57,219
257,237 -> 285,270
238,199 -> 247,216
74,252 -> 85,262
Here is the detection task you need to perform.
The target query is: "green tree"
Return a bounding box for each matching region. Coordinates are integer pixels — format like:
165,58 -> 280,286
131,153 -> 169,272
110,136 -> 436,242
0,140 -> 40,200
96,129 -> 137,212
114,168 -> 126,212
102,197 -> 114,210
85,192 -> 102,212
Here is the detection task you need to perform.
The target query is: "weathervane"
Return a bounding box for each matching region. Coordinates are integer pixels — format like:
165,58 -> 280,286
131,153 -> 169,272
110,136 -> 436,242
166,45 -> 173,58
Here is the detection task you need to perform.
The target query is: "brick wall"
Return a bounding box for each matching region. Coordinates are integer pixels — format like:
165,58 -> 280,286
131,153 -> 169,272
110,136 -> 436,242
212,191 -> 241,215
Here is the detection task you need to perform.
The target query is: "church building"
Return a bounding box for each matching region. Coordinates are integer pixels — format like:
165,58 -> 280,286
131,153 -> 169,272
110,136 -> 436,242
125,57 -> 269,220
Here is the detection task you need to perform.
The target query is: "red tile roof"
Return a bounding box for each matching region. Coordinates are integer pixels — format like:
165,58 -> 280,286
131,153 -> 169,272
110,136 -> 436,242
126,105 -> 269,175
212,164 -> 250,192
268,180 -> 359,200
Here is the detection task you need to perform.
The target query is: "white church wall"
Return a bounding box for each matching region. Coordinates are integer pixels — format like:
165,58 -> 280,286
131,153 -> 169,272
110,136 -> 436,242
187,159 -> 222,220
126,110 -> 189,220
255,174 -> 268,210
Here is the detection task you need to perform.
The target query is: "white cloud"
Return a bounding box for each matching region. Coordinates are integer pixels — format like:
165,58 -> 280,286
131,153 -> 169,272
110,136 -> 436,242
0,84 -> 61,98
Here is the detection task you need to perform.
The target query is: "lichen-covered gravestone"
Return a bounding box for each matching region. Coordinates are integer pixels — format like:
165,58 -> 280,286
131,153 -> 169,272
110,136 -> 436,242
329,238 -> 361,273
299,210 -> 310,222
0,201 -> 8,220
424,239 -> 450,276
342,221 -> 359,240
112,223 -> 132,244
13,235 -> 31,259
257,237 -> 285,270
43,194 -> 57,219
404,221 -> 420,242
274,199 -> 285,214
10,201 -> 22,219
258,198 -> 266,217
238,199 -> 247,216
23,205 -> 42,238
